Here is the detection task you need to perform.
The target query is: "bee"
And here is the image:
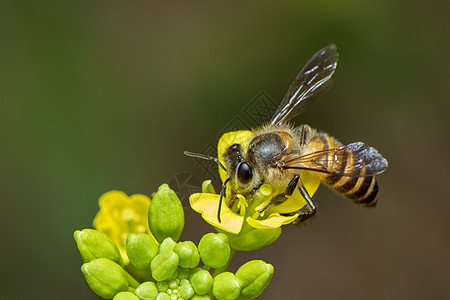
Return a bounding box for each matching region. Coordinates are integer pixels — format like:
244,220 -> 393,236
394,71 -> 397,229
186,44 -> 388,223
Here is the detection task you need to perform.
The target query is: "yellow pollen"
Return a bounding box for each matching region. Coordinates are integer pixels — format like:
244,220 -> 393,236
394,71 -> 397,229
260,184 -> 272,196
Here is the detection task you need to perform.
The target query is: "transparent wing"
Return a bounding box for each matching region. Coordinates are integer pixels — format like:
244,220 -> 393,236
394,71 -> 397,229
270,44 -> 339,126
282,142 -> 388,177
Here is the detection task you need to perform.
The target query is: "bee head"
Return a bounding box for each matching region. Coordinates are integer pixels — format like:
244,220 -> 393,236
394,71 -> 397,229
225,144 -> 255,192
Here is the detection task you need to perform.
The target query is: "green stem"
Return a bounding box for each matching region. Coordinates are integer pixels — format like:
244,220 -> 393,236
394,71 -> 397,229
212,249 -> 235,277
203,265 -> 211,271
125,264 -> 153,283
124,270 -> 140,289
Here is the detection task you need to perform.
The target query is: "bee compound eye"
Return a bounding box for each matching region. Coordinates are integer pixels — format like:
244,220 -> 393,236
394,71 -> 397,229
237,162 -> 253,185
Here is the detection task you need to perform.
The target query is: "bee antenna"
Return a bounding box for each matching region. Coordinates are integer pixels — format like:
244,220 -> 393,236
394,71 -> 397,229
184,151 -> 227,172
218,178 -> 230,223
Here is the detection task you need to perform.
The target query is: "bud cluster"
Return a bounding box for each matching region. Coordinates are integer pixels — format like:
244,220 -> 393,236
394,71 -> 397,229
74,184 -> 274,299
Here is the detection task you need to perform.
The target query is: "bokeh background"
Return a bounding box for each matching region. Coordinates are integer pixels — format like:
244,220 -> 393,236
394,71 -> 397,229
1,1 -> 449,299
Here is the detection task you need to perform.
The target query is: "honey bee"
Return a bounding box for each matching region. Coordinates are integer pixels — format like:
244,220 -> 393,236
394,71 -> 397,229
186,44 -> 388,223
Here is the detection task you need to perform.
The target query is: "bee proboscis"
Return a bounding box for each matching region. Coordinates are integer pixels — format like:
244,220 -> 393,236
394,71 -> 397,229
185,44 -> 388,223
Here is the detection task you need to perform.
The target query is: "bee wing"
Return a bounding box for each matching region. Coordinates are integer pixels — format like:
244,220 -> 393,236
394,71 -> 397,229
283,142 -> 388,177
270,44 -> 339,126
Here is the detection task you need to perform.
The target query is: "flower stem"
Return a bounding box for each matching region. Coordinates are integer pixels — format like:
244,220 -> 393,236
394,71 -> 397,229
212,249 -> 235,277
124,270 -> 140,288
125,264 -> 153,283
203,265 -> 211,271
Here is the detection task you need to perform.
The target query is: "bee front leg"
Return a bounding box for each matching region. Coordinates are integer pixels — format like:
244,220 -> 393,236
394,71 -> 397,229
258,175 -> 300,213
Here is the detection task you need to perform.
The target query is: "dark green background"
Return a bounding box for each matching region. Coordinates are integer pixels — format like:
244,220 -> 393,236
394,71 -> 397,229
1,1 -> 449,299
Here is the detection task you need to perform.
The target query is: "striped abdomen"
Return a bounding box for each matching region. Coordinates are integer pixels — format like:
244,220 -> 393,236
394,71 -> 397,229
303,135 -> 379,206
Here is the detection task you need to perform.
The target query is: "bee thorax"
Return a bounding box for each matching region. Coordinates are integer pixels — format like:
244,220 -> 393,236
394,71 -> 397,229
247,133 -> 285,167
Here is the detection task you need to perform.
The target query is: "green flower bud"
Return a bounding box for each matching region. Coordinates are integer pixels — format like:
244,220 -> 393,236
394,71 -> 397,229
156,281 -> 169,292
151,251 -> 179,282
126,233 -> 159,269
81,258 -> 128,299
201,180 -> 216,194
235,260 -> 274,300
173,241 -> 200,268
74,229 -> 123,267
212,272 -> 242,300
135,281 -> 159,300
179,282 -> 195,299
148,184 -> 184,243
227,228 -> 281,251
156,292 -> 170,300
190,269 -> 213,295
168,279 -> 179,290
198,233 -> 230,269
114,291 -> 140,300
188,267 -> 203,279
159,237 -> 177,253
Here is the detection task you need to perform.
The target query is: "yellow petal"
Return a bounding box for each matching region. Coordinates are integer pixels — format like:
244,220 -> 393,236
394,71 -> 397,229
189,193 -> 244,234
93,212 -> 121,236
301,171 -> 321,196
94,190 -> 155,265
247,213 -> 298,229
129,194 -> 151,212
217,131 -> 253,182
98,190 -> 129,212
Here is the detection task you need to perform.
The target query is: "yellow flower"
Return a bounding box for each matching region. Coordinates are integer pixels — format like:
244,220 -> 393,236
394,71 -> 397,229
190,130 -> 321,237
190,191 -> 246,234
93,191 -> 154,264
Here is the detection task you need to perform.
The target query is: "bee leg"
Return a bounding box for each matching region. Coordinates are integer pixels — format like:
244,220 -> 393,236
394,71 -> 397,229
258,175 -> 300,213
217,178 -> 230,223
293,181 -> 317,223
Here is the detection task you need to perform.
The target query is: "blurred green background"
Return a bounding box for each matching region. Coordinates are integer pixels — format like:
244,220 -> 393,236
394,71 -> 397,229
1,1 -> 449,299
